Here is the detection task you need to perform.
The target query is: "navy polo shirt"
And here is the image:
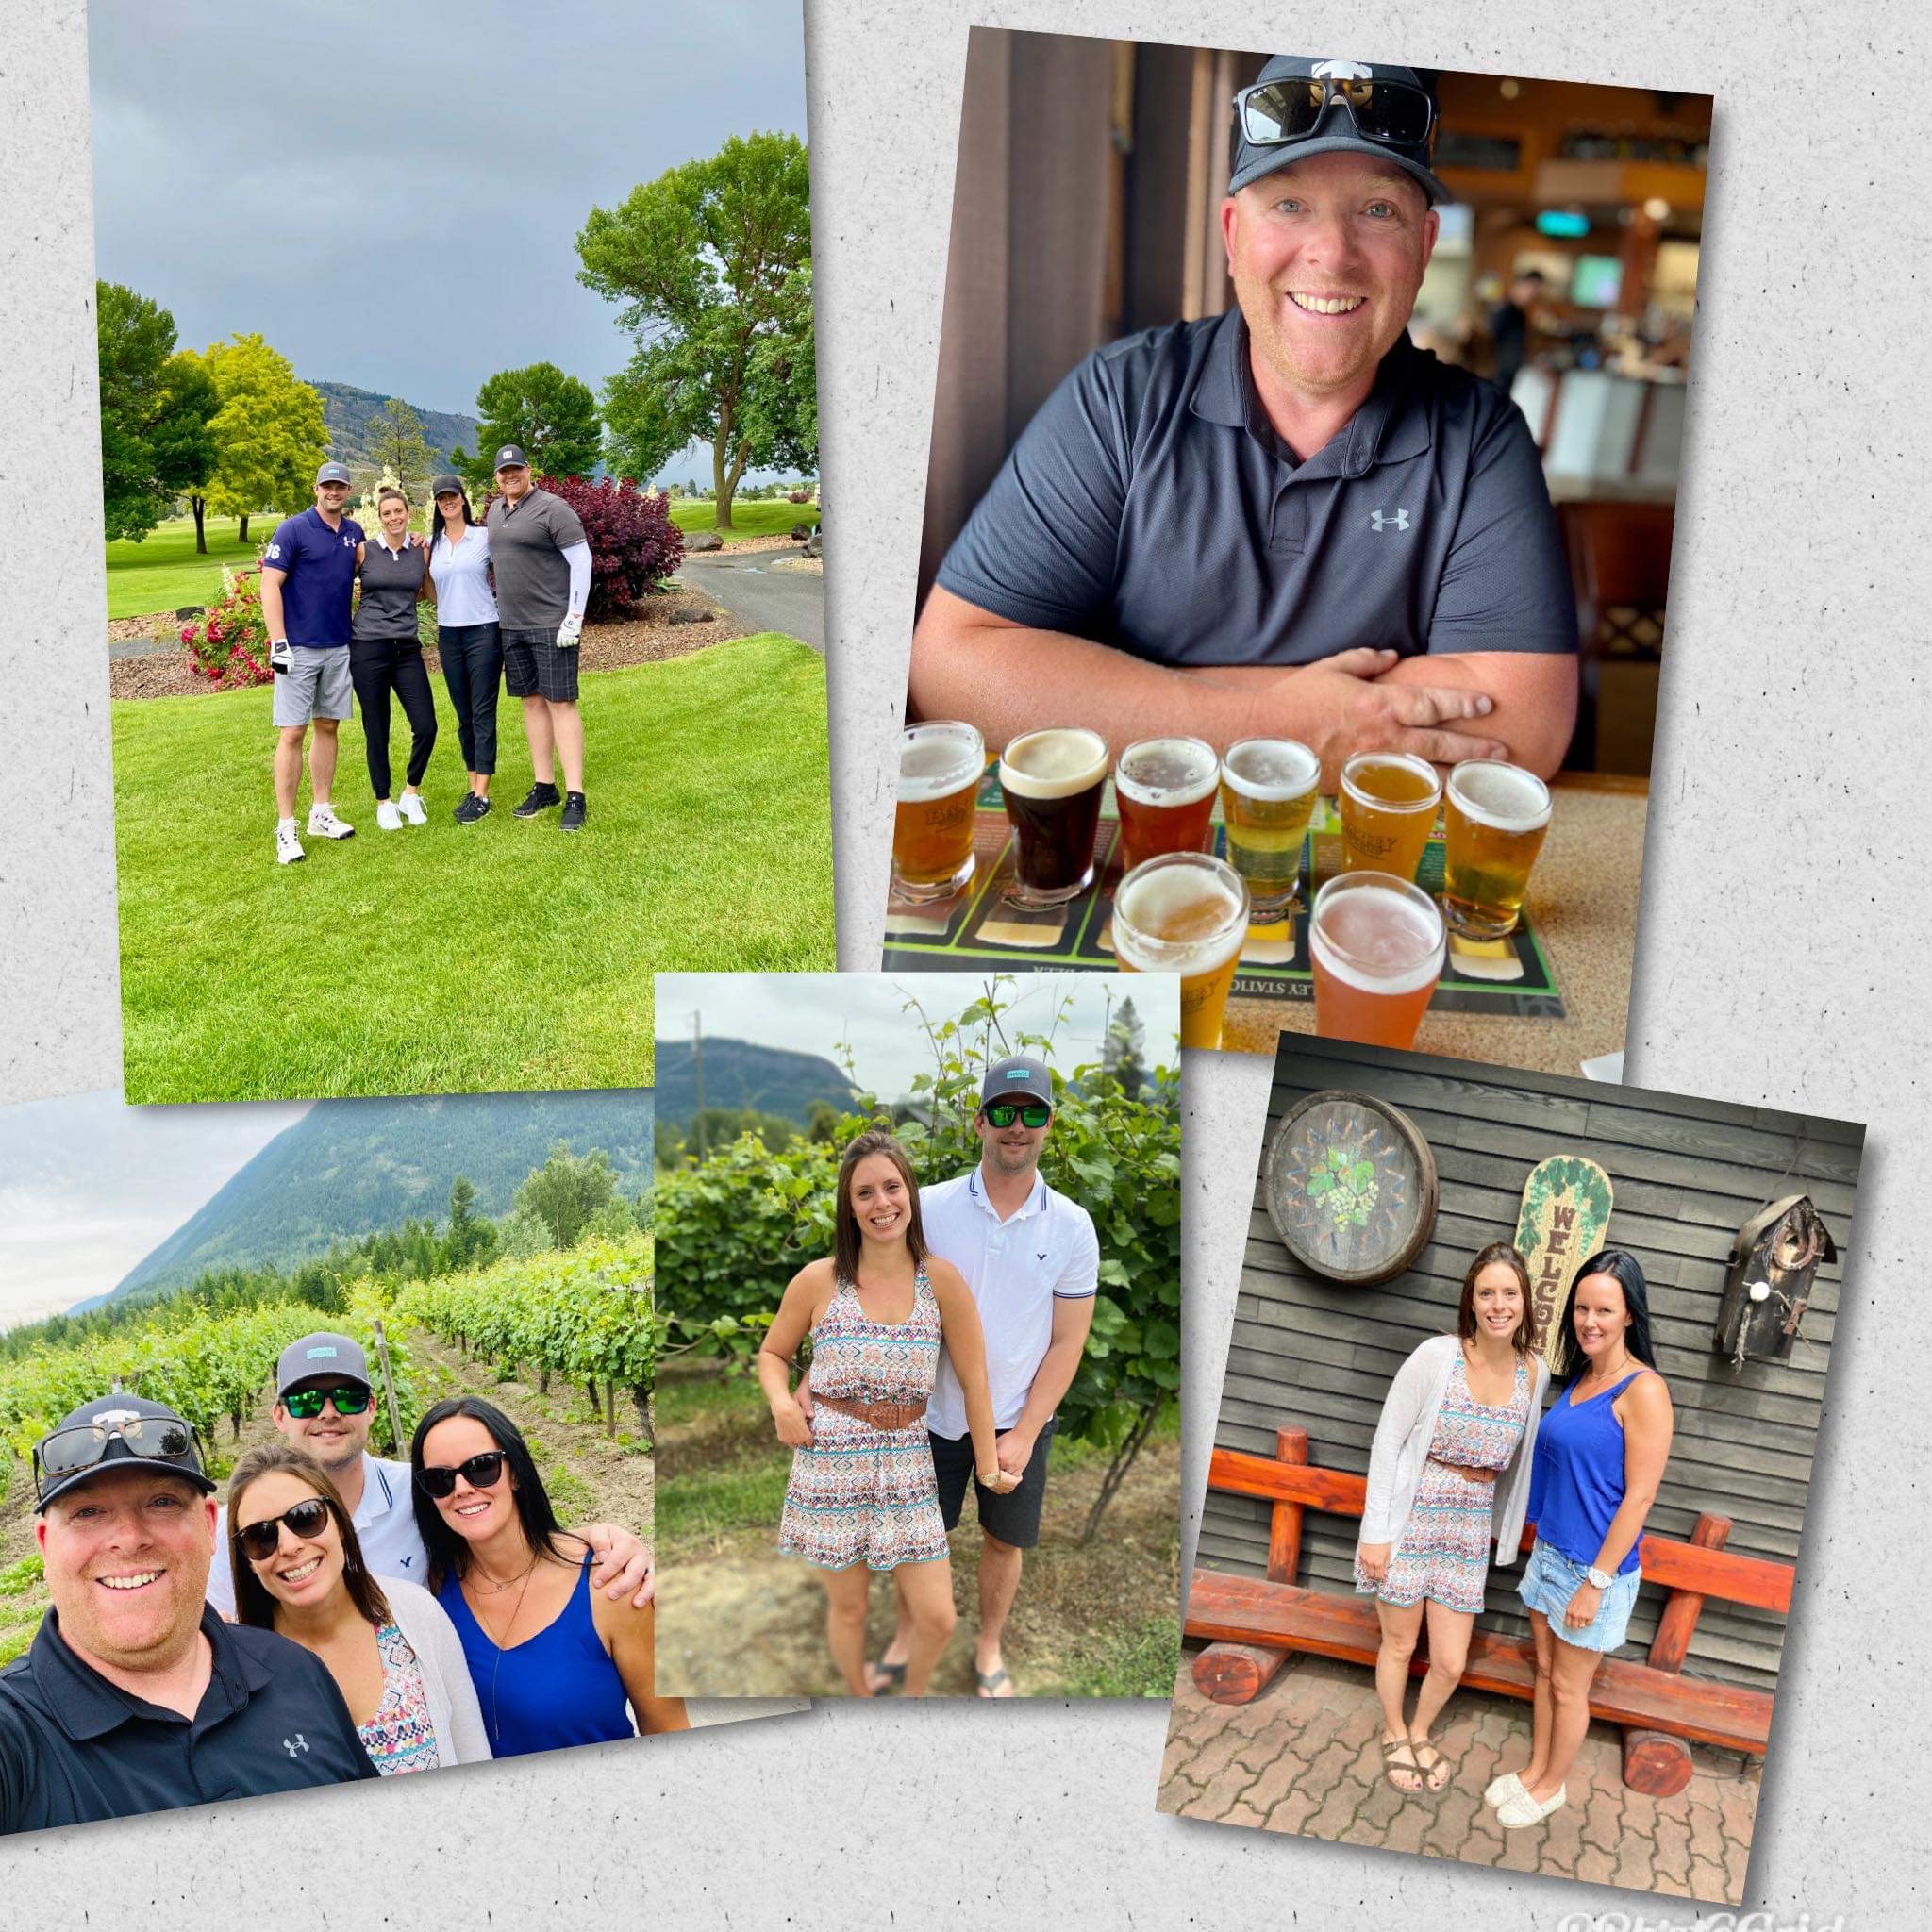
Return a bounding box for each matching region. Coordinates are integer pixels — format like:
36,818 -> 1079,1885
260,507 -> 364,646
0,1607 -> 377,1835
935,308 -> 1576,667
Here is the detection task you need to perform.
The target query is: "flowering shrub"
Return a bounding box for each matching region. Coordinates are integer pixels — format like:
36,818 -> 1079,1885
482,473 -> 684,620
179,563 -> 272,686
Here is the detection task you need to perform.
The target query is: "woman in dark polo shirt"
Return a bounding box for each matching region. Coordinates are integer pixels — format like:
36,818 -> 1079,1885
351,487 -> 439,830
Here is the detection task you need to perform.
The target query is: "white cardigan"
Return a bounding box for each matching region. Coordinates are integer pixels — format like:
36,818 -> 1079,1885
1356,1332 -> 1549,1567
379,1577 -> 493,1768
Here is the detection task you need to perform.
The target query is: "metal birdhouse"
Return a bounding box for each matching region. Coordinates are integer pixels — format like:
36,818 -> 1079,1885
1714,1195 -> 1836,1366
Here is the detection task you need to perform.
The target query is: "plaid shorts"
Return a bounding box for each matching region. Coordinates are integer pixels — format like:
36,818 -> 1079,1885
501,626 -> 580,704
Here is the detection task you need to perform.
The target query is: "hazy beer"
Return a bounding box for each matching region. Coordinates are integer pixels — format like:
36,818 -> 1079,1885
1114,737 -> 1219,872
1442,759 -> 1552,937
999,726 -> 1110,908
1339,751 -> 1442,882
893,721 -> 985,902
1309,871 -> 1446,1050
1219,738 -> 1321,919
1112,851 -> 1250,1050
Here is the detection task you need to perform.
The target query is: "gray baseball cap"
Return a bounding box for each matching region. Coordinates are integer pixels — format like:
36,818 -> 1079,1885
34,1394 -> 214,1513
981,1055 -> 1054,1108
493,444 -> 529,471
276,1331 -> 372,1398
315,461 -> 353,486
1229,57 -> 1450,207
431,474 -> 464,499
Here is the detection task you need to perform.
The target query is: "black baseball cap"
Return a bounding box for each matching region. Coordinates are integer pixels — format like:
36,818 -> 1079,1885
494,444 -> 529,471
1229,57 -> 1450,207
276,1332 -> 372,1400
431,474 -> 464,498
981,1055 -> 1053,1108
34,1395 -> 213,1513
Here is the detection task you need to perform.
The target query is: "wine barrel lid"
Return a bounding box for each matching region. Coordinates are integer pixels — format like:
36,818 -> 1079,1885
1264,1091 -> 1438,1284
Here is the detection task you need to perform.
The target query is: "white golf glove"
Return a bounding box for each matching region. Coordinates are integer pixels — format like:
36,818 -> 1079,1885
556,612 -> 583,649
270,638 -> 292,674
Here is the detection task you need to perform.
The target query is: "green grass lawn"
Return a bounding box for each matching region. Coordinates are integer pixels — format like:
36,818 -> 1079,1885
669,498 -> 816,543
105,516 -> 266,620
112,633 -> 833,1103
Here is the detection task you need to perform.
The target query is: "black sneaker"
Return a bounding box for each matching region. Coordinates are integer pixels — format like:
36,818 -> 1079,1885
560,791 -> 587,832
512,782 -> 561,819
454,792 -> 492,824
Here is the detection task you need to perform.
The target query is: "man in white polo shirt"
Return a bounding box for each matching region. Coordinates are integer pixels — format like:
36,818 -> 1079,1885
205,1331 -> 654,1615
881,1056 -> 1099,1696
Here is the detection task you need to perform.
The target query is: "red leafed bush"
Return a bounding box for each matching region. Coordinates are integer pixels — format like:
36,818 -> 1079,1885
180,567 -> 273,687
482,474 -> 685,620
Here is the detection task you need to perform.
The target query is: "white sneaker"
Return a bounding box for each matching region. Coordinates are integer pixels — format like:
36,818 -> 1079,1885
375,800 -> 404,831
307,802 -> 356,840
1496,1782 -> 1566,1829
396,791 -> 427,825
1483,1771 -> 1526,1809
275,822 -> 306,865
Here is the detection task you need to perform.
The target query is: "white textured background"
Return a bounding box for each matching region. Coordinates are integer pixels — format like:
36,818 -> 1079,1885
1,0 -> 1923,1924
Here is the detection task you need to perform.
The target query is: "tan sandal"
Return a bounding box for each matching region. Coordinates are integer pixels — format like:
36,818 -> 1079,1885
1407,1738 -> 1456,1792
1380,1735 -> 1431,1796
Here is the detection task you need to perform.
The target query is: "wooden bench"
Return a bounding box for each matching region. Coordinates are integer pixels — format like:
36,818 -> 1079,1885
1187,1427 -> 1793,1794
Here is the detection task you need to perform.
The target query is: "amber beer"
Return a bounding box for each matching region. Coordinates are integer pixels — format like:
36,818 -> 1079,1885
1219,738 -> 1321,919
1442,759 -> 1552,938
1114,736 -> 1219,873
999,726 -> 1110,908
1339,751 -> 1443,882
1309,871 -> 1446,1050
892,721 -> 986,902
1111,851 -> 1250,1050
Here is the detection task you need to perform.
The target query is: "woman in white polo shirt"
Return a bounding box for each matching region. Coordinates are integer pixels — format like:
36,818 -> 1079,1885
424,475 -> 502,824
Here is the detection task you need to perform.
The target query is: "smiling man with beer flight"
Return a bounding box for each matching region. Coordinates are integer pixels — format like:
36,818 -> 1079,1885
910,57 -> 1578,782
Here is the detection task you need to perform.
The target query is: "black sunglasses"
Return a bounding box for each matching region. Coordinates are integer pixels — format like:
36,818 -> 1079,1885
985,1100 -> 1052,1129
415,1451 -> 508,1500
282,1384 -> 372,1420
1234,75 -> 1436,153
234,1495 -> 337,1562
33,1415 -> 202,1503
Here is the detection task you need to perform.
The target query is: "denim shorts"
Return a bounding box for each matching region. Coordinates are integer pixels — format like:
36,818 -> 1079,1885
1518,1536 -> 1641,1653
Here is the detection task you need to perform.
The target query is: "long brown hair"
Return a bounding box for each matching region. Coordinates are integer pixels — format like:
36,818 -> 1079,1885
832,1129 -> 928,1286
1457,1241 -> 1536,1356
226,1441 -> 391,1630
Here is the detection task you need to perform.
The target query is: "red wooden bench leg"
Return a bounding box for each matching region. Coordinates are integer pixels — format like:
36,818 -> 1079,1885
1191,1428 -> 1307,1706
1621,1512 -> 1730,1795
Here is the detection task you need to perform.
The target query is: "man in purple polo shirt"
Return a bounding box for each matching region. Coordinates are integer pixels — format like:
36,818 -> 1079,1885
259,461 -> 363,865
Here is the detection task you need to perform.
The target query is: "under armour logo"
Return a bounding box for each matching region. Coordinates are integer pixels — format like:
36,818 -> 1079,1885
1312,59 -> 1374,80
283,1734 -> 309,1757
1369,508 -> 1410,532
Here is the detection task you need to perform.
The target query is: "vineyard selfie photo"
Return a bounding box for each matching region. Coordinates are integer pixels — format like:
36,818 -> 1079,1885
651,972 -> 1183,1699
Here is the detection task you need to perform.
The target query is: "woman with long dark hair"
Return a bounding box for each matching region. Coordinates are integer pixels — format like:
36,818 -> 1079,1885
410,1396 -> 689,1756
423,474 -> 503,824
227,1441 -> 490,1774
758,1127 -> 1015,1696
1353,1241 -> 1550,1795
1489,1248 -> 1674,1828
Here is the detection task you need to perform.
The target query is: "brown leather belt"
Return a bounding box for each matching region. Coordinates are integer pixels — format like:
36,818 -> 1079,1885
813,1391 -> 929,1431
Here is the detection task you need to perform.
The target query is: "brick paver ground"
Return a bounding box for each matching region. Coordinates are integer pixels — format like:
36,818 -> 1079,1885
1158,1646 -> 1757,1905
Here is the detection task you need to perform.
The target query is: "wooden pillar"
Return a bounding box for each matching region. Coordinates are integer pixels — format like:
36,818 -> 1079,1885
1622,1511 -> 1730,1794
1191,1427 -> 1306,1705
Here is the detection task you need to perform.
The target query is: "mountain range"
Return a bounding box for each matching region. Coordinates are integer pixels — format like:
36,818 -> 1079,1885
311,379 -> 482,475
652,1038 -> 858,1129
93,1090 -> 654,1308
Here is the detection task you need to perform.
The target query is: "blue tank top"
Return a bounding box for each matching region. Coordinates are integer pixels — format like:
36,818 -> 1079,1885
1526,1370 -> 1647,1574
437,1552 -> 634,1757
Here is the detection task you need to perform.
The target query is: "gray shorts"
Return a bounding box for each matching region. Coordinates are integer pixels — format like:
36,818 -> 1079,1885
272,645 -> 354,728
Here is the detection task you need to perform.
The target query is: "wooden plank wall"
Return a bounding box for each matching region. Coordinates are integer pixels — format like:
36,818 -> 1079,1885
1199,1039 -> 1862,1692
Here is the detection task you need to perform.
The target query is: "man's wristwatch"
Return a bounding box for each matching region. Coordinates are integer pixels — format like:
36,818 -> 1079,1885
1586,1564 -> 1613,1591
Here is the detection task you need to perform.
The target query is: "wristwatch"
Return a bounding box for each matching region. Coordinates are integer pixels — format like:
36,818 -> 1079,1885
1586,1564 -> 1613,1591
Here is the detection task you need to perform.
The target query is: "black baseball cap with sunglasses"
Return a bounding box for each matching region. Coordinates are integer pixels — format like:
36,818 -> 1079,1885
980,1054 -> 1054,1128
275,1332 -> 373,1416
33,1394 -> 215,1513
1229,56 -> 1451,208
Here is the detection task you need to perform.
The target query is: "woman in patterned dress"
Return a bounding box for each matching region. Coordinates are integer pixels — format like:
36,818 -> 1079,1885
759,1128 -> 1017,1696
1353,1242 -> 1550,1795
226,1441 -> 490,1774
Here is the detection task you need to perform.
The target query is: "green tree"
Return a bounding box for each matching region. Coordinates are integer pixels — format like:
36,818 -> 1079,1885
1102,997 -> 1149,1101
576,131 -> 812,530
188,333 -> 329,547
512,1141 -> 619,1251
365,397 -> 433,491
95,283 -> 220,543
452,361 -> 602,491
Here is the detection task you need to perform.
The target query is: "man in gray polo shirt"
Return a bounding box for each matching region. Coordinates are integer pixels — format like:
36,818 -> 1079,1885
485,445 -> 594,831
913,58 -> 1578,781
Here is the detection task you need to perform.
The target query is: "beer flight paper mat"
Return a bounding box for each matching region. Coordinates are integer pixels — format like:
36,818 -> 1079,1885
882,786 -> 1565,1018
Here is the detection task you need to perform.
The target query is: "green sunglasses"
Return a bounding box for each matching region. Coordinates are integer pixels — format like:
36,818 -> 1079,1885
282,1384 -> 373,1420
985,1100 -> 1051,1129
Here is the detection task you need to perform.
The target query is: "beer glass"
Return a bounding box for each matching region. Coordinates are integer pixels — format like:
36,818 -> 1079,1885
1114,736 -> 1219,873
892,720 -> 985,903
1441,759 -> 1552,938
1309,871 -> 1446,1050
1339,751 -> 1442,882
1219,738 -> 1321,919
998,726 -> 1110,908
1112,851 -> 1251,1051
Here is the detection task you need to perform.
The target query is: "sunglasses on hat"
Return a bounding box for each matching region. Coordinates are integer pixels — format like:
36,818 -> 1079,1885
1235,75 -> 1436,153
33,1415 -> 200,1504
415,1450 -> 508,1500
282,1384 -> 372,1420
985,1100 -> 1051,1129
234,1495 -> 339,1562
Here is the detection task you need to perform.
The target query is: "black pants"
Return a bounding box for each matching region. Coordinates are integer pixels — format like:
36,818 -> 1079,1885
349,636 -> 438,798
438,621 -> 502,775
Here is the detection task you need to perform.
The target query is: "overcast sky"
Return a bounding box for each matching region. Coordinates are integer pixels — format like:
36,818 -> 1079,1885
655,974 -> 1182,1103
0,1091 -> 308,1332
86,1 -> 808,477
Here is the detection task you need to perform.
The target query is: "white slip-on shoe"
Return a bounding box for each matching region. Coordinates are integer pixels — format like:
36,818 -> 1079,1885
275,822 -> 305,865
397,791 -> 427,825
1496,1782 -> 1566,1829
376,800 -> 403,831
1484,1771 -> 1527,1808
307,802 -> 356,840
